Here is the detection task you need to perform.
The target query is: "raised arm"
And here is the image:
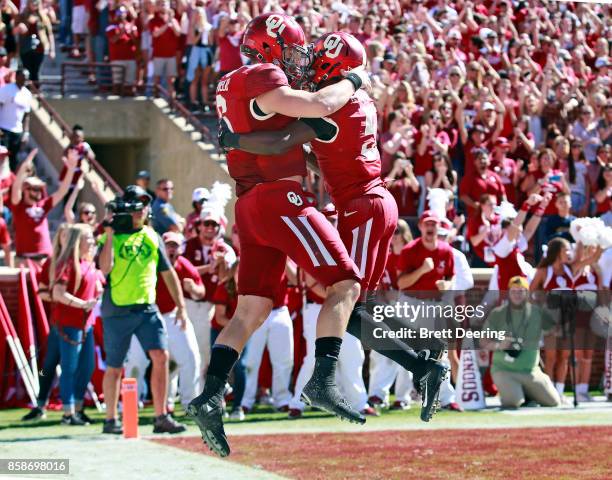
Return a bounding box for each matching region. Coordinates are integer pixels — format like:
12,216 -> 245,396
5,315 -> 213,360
255,69 -> 369,118
63,177 -> 85,224
10,148 -> 38,206
51,149 -> 79,208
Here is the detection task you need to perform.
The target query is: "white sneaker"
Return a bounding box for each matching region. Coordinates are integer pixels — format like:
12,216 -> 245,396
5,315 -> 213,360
577,392 -> 593,403
229,408 -> 245,421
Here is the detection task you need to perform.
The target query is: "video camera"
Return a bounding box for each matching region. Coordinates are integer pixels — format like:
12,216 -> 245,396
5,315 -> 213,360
103,185 -> 152,234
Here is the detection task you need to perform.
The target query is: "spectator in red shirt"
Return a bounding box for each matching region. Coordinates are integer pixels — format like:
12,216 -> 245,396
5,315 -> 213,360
414,111 -> 451,214
217,16 -> 244,77
156,231 -> 205,409
106,6 -> 139,94
491,137 -> 521,205
11,148 -> 78,265
594,163 -> 612,223
185,187 -> 209,239
397,210 -> 455,297
50,223 -> 102,425
379,110 -> 414,178
460,148 -> 507,218
466,194 -> 502,267
148,0 -> 181,97
59,124 -> 95,192
424,153 -> 458,204
520,148 -> 571,235
385,154 -> 419,220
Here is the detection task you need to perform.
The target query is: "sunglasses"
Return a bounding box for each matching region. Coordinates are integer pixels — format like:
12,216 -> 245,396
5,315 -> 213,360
26,187 -> 43,193
161,187 -> 174,191
202,220 -> 219,227
393,229 -> 401,235
81,210 -> 96,216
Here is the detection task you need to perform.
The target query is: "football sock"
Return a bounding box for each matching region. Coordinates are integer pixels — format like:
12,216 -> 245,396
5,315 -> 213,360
315,337 -> 343,360
346,301 -> 424,372
207,344 -> 239,384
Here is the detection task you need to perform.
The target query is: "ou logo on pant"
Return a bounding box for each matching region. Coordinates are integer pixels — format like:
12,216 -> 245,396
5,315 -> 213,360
287,191 -> 303,206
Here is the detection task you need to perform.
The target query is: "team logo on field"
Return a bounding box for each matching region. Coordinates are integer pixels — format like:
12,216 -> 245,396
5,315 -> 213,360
287,191 -> 303,206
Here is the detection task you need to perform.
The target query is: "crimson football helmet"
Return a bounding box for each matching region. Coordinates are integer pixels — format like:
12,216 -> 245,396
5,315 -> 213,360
310,32 -> 366,88
240,13 -> 312,85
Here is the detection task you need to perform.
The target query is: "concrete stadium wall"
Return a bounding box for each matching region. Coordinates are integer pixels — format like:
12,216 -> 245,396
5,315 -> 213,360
45,97 -> 234,224
29,96 -> 117,212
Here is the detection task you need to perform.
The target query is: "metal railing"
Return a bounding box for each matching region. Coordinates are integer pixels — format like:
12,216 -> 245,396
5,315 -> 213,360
153,84 -> 221,153
30,83 -> 124,195
38,61 -> 225,158
60,62 -> 127,97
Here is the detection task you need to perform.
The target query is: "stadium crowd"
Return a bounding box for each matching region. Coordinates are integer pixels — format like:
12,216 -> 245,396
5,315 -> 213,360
0,0 -> 607,431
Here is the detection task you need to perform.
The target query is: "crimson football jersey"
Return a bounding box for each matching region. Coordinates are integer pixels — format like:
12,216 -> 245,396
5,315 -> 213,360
303,89 -> 383,209
216,63 -> 306,196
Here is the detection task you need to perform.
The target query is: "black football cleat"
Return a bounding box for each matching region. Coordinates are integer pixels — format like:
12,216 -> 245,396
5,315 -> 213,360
414,358 -> 448,422
418,348 -> 445,361
187,396 -> 230,457
301,378 -> 366,425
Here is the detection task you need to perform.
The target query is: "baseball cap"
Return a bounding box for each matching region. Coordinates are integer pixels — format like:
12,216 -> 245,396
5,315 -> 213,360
162,231 -> 184,245
192,187 -> 210,203
383,52 -> 397,63
482,102 -> 495,111
23,176 -> 46,188
136,170 -> 151,180
448,29 -> 462,40
494,137 -> 510,149
0,47 -> 7,57
123,185 -> 152,205
470,123 -> 487,134
419,210 -> 441,224
449,66 -> 462,76
201,208 -> 222,224
508,276 -> 529,289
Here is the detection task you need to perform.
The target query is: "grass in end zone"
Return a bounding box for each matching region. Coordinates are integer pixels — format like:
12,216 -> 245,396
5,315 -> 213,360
154,425 -> 612,480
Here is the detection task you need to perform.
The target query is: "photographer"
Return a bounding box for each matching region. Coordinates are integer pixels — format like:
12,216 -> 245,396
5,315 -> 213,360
481,276 -> 560,409
99,185 -> 188,435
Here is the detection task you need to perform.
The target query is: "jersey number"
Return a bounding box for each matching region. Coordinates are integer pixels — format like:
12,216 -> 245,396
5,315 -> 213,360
361,105 -> 378,160
216,95 -> 234,132
215,70 -> 237,132
266,15 -> 286,38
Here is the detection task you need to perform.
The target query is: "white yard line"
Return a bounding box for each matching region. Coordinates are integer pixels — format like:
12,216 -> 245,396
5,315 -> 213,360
0,436 -> 287,480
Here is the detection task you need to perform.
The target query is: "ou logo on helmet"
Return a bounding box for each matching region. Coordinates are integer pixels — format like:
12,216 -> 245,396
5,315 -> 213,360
287,191 -> 303,206
266,15 -> 287,38
323,34 -> 343,59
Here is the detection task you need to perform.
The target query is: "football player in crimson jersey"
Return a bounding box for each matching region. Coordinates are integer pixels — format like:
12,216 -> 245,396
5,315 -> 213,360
188,15 -> 373,457
219,32 -> 448,422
